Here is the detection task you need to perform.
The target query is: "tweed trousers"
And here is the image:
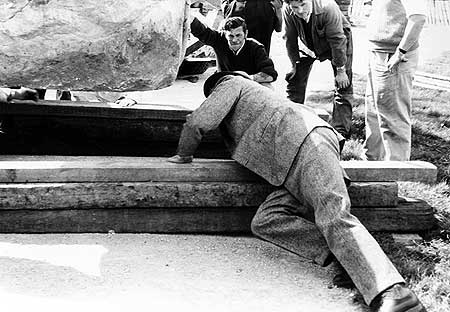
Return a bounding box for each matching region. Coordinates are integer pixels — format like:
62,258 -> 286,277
251,127 -> 404,305
363,49 -> 419,160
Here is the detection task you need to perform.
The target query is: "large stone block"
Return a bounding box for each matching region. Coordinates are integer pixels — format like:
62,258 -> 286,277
0,0 -> 190,91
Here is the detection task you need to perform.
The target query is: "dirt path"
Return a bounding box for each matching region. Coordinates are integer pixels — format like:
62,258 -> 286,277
0,234 -> 367,312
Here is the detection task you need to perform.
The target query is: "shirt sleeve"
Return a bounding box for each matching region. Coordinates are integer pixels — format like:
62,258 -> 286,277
176,78 -> 241,156
323,3 -> 348,67
190,17 -> 222,48
401,0 -> 428,17
282,6 -> 301,66
253,45 -> 278,81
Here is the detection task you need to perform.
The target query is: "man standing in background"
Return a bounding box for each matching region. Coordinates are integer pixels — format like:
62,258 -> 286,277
363,0 -> 426,161
221,0 -> 283,55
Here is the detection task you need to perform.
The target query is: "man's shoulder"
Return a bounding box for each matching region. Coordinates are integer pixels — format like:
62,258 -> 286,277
315,0 -> 341,14
245,38 -> 265,48
244,38 -> 268,55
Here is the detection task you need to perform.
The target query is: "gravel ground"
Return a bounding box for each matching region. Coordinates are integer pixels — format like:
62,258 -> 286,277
0,234 -> 366,312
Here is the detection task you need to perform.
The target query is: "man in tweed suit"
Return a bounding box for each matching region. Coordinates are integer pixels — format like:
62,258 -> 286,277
168,72 -> 426,312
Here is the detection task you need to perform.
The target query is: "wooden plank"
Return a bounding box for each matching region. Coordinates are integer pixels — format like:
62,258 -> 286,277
0,157 -> 437,183
342,160 -> 437,183
1,100 -> 330,121
348,182 -> 398,207
0,197 -> 434,233
0,100 -> 194,120
352,197 -> 436,232
0,181 -> 398,209
0,100 -> 328,156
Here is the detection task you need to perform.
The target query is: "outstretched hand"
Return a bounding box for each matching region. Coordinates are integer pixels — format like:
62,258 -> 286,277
167,155 -> 193,164
271,0 -> 283,10
10,87 -> 38,102
335,71 -> 350,89
115,96 -> 137,107
285,67 -> 297,82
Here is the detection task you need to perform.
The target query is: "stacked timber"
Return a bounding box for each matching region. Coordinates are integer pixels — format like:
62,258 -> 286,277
0,99 -> 329,157
0,0 -> 190,91
0,99 -> 437,234
0,156 -> 437,233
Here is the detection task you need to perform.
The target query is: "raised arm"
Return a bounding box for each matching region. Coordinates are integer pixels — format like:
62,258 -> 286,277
190,16 -> 222,47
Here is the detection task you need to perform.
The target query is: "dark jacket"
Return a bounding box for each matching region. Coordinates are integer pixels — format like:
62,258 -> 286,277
176,76 -> 338,186
283,0 -> 352,67
190,17 -> 278,81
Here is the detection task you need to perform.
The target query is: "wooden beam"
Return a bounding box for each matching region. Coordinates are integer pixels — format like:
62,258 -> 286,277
352,197 -> 436,232
1,100 -> 329,121
0,197 -> 434,233
0,156 -> 437,183
0,181 -> 398,209
0,100 -> 194,120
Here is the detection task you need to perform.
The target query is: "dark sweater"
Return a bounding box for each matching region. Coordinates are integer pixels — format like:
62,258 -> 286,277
190,17 -> 278,81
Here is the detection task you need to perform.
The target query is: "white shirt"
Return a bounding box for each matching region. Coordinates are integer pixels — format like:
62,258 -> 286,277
401,0 -> 427,17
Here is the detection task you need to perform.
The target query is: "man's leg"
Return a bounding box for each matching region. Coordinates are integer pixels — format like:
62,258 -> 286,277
285,127 -> 404,305
251,188 -> 332,266
363,50 -> 418,160
331,53 -> 354,139
243,0 -> 276,55
286,57 -> 315,104
363,53 -> 385,160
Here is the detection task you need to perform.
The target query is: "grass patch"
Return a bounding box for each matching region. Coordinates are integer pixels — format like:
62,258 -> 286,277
306,55 -> 450,311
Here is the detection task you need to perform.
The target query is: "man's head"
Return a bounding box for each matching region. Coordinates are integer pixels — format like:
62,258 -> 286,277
283,0 -> 312,21
221,17 -> 248,52
203,71 -> 251,97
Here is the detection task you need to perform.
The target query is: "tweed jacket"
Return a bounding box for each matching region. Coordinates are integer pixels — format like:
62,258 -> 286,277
283,0 -> 352,67
176,76 -> 338,186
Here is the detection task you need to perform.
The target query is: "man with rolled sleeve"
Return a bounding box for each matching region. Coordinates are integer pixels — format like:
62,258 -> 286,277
283,0 -> 353,139
363,0 -> 426,161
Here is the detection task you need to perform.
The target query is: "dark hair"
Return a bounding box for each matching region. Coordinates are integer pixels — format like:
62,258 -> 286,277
203,71 -> 251,97
221,16 -> 247,33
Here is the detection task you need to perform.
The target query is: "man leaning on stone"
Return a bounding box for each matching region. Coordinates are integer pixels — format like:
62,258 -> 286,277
168,71 -> 427,312
190,14 -> 278,83
115,14 -> 278,107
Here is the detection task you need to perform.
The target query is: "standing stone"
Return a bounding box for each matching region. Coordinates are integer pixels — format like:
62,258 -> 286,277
0,0 -> 190,91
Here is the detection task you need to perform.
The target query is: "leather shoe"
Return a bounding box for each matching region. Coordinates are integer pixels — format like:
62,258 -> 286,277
372,283 -> 427,312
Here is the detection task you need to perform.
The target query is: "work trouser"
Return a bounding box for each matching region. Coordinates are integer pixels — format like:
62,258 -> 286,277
251,127 -> 404,305
286,54 -> 354,139
363,49 -> 419,161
